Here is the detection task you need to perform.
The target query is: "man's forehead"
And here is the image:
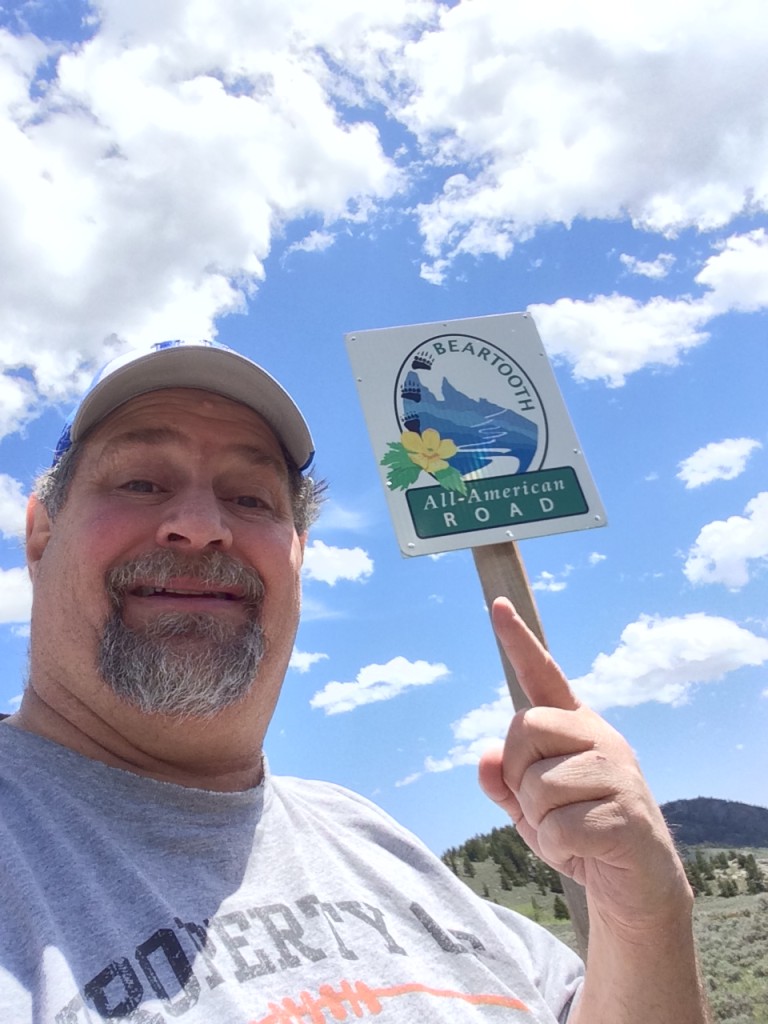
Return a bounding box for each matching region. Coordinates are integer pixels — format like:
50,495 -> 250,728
98,427 -> 285,468
85,388 -> 290,468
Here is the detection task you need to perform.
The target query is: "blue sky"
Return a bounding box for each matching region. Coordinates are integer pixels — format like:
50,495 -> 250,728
1,0 -> 767,855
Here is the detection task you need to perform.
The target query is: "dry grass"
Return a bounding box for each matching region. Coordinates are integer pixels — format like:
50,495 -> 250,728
455,848 -> 768,1022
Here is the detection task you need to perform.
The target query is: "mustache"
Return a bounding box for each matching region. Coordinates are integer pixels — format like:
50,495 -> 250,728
105,550 -> 265,610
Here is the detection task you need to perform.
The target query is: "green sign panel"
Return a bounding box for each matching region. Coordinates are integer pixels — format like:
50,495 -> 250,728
406,467 -> 587,539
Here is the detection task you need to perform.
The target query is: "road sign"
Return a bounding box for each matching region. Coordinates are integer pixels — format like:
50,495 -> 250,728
346,312 -> 606,556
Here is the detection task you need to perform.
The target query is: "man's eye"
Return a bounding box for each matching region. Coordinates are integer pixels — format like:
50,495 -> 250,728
233,495 -> 269,509
121,480 -> 160,494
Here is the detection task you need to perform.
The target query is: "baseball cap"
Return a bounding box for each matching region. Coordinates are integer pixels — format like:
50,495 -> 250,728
53,340 -> 315,472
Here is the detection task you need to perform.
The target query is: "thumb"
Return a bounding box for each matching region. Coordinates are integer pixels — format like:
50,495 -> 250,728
478,745 -> 521,822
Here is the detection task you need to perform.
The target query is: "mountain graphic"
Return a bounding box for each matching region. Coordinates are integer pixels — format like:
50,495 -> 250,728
400,372 -> 538,476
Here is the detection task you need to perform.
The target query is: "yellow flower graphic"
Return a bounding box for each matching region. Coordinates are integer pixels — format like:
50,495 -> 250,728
401,428 -> 458,475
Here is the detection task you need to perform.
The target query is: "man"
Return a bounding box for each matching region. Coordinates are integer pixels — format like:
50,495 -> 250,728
1,339 -> 708,1023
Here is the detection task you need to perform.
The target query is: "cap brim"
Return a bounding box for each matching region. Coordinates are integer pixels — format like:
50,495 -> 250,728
70,346 -> 314,471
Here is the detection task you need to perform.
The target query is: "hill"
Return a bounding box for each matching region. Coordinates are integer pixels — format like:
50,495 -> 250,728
443,801 -> 768,1022
661,797 -> 768,847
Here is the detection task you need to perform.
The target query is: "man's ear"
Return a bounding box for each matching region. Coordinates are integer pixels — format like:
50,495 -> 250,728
26,496 -> 52,580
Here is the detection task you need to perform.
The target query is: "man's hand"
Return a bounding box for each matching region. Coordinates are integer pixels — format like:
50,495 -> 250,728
478,597 -> 691,944
478,598 -> 710,1021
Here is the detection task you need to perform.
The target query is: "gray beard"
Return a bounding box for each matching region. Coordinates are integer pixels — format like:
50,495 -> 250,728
99,551 -> 266,718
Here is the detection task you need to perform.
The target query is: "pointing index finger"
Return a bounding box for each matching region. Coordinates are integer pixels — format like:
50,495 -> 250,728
492,597 -> 581,712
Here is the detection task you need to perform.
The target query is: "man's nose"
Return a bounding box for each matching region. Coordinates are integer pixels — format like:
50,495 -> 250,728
155,489 -> 234,551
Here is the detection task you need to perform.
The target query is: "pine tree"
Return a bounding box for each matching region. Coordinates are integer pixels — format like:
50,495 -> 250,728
553,895 -> 570,920
718,876 -> 739,897
547,867 -> 564,894
744,854 -> 767,894
685,860 -> 710,896
464,836 -> 489,862
535,863 -> 549,896
695,849 -> 715,881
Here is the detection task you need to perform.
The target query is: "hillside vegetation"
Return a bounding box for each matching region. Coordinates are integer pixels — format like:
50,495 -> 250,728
662,797 -> 768,848
443,798 -> 768,1023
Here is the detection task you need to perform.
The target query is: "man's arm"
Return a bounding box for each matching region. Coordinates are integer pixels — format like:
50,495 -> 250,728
479,598 -> 710,1024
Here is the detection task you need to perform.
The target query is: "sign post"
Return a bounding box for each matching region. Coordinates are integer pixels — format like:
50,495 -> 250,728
346,313 -> 604,956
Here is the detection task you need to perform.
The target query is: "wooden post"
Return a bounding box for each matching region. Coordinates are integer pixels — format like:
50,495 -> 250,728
473,540 -> 590,960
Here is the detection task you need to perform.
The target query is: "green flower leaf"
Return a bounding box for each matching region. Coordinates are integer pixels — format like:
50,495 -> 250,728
380,442 -> 421,490
386,463 -> 422,490
433,465 -> 467,496
380,441 -> 414,471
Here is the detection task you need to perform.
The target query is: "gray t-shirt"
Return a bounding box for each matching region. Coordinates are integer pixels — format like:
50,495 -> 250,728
0,725 -> 583,1023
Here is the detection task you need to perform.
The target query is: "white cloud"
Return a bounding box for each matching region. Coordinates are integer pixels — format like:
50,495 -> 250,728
436,684 -> 512,750
683,492 -> 768,589
677,438 -> 762,489
396,682 -> 512,784
0,474 -> 27,540
302,539 -> 374,585
525,230 -> 768,380
528,230 -> 768,386
0,373 -> 40,440
397,0 -> 768,277
572,613 -> 768,710
398,610 -> 768,781
619,253 -> 675,279
284,230 -> 336,258
0,2 -> 411,437
588,552 -> 607,566
3,693 -> 22,714
310,656 -> 449,715
4,2 -> 768,420
315,500 -> 368,532
696,228 -> 768,313
529,293 -> 713,387
0,567 -> 32,624
395,771 -> 423,787
531,569 -> 568,593
289,649 -> 329,674
297,596 -> 344,622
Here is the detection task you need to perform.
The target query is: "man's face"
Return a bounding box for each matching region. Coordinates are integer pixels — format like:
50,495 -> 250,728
27,389 -> 306,722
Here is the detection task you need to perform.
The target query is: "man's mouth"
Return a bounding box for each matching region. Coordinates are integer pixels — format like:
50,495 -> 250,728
107,551 -> 264,613
130,586 -> 241,601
